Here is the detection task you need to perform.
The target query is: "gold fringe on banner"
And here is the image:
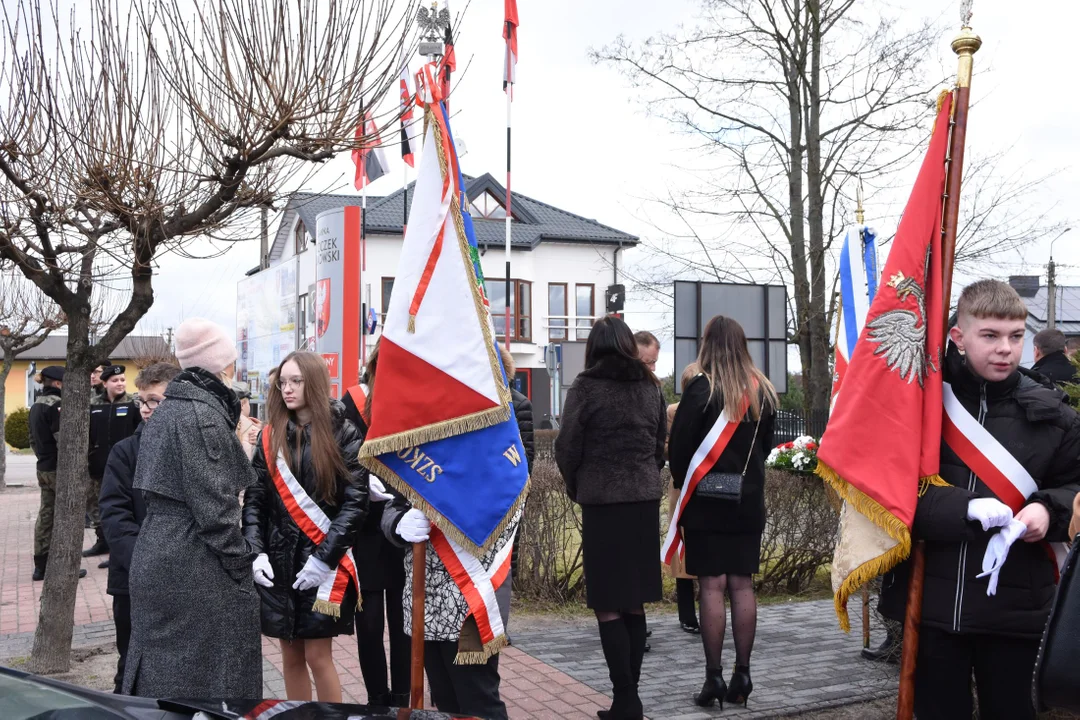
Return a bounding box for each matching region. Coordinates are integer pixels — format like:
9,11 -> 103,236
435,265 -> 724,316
816,461 -> 915,632
362,455 -> 529,557
455,635 -> 509,666
357,403 -> 512,460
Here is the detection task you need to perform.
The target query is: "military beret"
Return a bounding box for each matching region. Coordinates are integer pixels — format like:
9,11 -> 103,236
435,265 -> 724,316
100,365 -> 126,381
40,366 -> 66,381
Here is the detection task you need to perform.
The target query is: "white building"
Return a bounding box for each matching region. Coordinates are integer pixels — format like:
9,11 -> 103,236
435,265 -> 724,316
237,174 -> 638,425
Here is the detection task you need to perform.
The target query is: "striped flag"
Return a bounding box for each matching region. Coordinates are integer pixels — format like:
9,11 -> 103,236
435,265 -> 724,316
399,55 -> 418,167
832,225 -> 879,404
352,112 -> 389,190
503,0 -> 518,91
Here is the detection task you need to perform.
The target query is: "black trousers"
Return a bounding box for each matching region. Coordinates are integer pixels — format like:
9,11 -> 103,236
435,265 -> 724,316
112,595 -> 131,694
914,626 -> 1039,720
356,588 -> 411,697
424,640 -> 507,720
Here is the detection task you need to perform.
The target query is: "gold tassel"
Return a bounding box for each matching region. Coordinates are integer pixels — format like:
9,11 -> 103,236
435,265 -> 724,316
931,89 -> 952,133
407,314 -> 416,334
918,474 -> 949,497
311,599 -> 342,619
815,461 -> 913,633
454,635 -> 509,665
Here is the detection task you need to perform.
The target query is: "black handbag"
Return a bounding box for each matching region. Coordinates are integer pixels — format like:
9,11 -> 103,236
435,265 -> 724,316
1034,539 -> 1080,712
694,412 -> 762,503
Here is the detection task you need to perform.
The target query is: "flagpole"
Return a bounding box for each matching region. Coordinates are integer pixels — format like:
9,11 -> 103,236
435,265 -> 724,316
855,179 -> 871,652
504,89 -> 512,353
895,18 -> 981,720
361,182 -> 368,368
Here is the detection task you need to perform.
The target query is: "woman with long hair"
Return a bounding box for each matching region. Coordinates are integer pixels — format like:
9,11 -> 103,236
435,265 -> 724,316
669,316 -> 777,710
243,351 -> 369,702
555,315 -> 667,720
124,318 -> 261,698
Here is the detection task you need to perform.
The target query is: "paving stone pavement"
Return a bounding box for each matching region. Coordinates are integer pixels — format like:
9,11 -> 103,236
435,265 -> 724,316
1,452 -> 899,718
512,601 -> 899,719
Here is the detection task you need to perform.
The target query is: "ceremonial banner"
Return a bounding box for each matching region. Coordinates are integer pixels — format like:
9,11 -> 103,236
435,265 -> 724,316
816,94 -> 952,631
358,90 -> 529,558
315,206 -> 362,397
832,225 -> 879,404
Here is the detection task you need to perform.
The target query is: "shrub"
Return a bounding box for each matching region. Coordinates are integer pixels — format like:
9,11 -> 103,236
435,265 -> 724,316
757,468 -> 839,595
5,407 -> 32,450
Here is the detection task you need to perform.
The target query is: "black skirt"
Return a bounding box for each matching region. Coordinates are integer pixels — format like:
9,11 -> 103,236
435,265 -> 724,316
683,528 -> 762,577
582,501 -> 663,611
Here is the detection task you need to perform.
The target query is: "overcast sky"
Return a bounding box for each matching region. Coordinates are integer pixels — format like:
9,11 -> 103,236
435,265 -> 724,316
131,0 -> 1080,376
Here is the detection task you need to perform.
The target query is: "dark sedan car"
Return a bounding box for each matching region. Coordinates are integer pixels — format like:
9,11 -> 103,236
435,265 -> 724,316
0,665 -> 468,720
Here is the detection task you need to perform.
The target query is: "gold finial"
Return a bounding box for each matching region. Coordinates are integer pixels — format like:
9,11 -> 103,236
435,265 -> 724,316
855,176 -> 865,225
951,25 -> 982,89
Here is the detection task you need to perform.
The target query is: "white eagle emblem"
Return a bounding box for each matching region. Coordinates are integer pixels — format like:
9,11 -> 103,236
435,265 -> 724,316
866,269 -> 929,386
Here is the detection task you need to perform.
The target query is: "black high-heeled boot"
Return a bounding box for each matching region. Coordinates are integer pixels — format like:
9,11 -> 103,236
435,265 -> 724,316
596,619 -> 643,720
725,665 -> 753,708
693,667 -> 727,708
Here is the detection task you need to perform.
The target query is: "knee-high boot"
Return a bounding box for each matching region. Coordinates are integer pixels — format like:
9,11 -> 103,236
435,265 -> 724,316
597,619 -> 643,720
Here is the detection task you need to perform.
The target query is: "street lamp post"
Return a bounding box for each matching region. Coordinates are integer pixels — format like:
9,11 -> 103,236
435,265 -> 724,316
1047,227 -> 1072,330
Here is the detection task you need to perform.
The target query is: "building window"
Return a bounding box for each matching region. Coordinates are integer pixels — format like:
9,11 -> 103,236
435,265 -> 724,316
381,277 -> 395,318
294,220 -> 308,254
575,284 -> 595,341
485,279 -> 532,342
472,191 -> 509,220
549,283 -> 567,341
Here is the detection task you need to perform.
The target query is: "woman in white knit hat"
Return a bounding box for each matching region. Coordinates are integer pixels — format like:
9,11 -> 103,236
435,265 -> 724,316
124,317 -> 263,699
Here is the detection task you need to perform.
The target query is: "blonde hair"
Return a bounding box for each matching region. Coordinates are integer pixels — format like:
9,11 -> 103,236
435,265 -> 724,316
956,280 -> 1027,322
696,315 -> 778,422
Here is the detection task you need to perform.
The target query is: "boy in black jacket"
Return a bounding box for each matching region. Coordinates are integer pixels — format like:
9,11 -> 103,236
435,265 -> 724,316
914,280 -> 1080,719
99,362 -> 179,694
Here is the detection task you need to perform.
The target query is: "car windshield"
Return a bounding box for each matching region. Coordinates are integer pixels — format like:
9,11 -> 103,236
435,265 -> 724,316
0,673 -> 119,720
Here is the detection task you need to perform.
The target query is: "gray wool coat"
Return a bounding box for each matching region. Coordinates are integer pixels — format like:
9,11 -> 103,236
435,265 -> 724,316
123,378 -> 262,699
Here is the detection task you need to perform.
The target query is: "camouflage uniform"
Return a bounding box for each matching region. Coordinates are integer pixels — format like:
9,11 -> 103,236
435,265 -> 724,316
29,390 -> 62,556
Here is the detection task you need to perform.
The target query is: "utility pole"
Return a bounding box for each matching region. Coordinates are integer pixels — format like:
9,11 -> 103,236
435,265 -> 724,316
165,327 -> 174,354
1048,227 -> 1072,330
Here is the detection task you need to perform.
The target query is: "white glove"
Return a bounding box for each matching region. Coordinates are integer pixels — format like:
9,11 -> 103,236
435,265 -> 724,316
977,518 -> 1027,596
292,555 -> 333,591
966,497 -> 1014,532
253,553 -> 275,588
368,477 -> 394,503
396,508 -> 431,543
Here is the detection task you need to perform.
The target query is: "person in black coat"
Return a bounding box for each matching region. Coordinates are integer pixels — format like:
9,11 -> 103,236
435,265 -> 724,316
668,315 -> 777,711
99,362 -> 180,693
86,364 -> 140,559
912,281 -> 1080,720
341,344 -> 412,707
244,351 -> 370,703
1032,328 -> 1079,389
498,346 -> 533,588
555,315 -> 666,720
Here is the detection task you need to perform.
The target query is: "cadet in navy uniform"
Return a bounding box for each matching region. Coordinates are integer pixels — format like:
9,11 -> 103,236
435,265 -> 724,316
86,365 -> 139,562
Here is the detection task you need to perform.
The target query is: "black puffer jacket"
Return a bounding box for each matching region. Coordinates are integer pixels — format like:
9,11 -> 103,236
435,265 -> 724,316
669,374 -> 776,534
916,347 -> 1080,638
511,388 -> 534,473
1032,350 -> 1079,389
243,400 -> 370,640
88,393 -> 140,478
99,427 -> 147,596
555,354 -> 666,505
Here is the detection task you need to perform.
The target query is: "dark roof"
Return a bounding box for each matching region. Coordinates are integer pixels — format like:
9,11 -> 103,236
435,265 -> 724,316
1024,286 -> 1080,336
0,334 -> 170,361
270,173 -> 638,260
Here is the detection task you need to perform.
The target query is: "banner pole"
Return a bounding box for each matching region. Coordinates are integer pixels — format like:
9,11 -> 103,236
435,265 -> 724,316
504,89 -> 512,352
410,540 -> 427,709
896,19 -> 981,720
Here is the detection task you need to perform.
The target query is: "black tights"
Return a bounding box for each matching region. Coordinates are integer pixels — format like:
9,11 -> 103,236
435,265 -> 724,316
356,588 -> 411,697
698,574 -> 756,669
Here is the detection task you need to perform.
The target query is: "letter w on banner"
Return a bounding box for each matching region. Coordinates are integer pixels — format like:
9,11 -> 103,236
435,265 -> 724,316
358,66 -> 529,661
815,93 -> 952,632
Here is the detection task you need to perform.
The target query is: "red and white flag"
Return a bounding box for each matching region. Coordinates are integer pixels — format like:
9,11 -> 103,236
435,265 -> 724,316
398,54 -> 419,167
352,112 -> 389,190
503,0 -> 518,92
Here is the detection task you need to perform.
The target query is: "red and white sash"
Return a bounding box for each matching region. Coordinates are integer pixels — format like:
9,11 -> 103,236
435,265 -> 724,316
429,523 -> 516,655
942,382 -> 1069,573
261,430 -> 361,616
661,397 -> 751,565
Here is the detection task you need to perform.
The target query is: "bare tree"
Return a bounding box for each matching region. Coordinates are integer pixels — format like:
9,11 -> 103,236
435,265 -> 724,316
594,0 -> 946,412
0,273 -> 65,489
0,0 -> 413,672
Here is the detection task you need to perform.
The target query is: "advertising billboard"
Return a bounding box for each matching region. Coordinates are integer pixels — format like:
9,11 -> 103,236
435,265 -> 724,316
315,206 -> 362,399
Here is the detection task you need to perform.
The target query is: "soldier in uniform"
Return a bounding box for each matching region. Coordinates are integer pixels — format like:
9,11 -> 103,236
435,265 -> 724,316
85,364 -> 139,562
28,366 -> 88,581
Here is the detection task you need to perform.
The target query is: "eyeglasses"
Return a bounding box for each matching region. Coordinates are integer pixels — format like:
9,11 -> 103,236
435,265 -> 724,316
277,377 -> 304,391
135,397 -> 162,409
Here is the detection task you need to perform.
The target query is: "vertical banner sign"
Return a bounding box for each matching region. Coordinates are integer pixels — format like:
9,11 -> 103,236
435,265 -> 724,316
316,207 -> 362,398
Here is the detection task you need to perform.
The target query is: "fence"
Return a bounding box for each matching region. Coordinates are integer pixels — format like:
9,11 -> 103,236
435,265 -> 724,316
774,409 -> 830,444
